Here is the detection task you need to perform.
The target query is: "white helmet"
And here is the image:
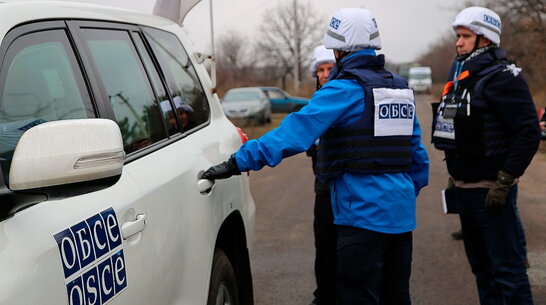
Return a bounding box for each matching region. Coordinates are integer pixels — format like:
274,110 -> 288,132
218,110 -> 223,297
323,8 -> 381,52
309,45 -> 335,76
452,6 -> 502,46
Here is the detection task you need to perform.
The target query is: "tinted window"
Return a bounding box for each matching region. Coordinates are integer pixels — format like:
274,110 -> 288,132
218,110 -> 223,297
265,89 -> 286,99
130,32 -> 177,136
81,29 -> 167,154
143,27 -> 209,131
0,30 -> 91,181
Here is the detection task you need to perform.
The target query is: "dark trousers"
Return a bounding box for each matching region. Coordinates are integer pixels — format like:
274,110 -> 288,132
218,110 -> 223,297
456,186 -> 533,305
313,192 -> 337,305
337,226 -> 412,305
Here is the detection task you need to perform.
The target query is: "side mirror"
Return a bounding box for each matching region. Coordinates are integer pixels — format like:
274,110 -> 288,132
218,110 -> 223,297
9,119 -> 125,191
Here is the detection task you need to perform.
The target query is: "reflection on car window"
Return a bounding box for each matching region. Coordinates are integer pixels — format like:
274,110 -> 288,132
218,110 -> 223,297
143,27 -> 209,131
0,30 -> 91,182
224,91 -> 261,102
131,33 -> 177,136
82,29 -> 167,154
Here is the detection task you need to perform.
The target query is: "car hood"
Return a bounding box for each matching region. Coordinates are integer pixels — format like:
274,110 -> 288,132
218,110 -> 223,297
222,100 -> 262,109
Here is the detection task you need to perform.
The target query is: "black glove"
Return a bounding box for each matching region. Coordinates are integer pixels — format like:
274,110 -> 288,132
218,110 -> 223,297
202,155 -> 241,180
485,170 -> 515,214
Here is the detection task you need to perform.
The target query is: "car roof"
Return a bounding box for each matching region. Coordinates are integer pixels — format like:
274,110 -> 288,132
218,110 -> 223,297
0,0 -> 181,39
226,87 -> 264,93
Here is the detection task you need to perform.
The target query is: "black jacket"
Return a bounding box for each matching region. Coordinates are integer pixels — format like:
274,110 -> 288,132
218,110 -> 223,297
443,48 -> 540,181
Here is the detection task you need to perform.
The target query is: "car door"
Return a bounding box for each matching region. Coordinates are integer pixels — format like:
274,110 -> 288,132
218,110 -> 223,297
72,22 -> 232,304
265,88 -> 291,113
0,22 -> 153,305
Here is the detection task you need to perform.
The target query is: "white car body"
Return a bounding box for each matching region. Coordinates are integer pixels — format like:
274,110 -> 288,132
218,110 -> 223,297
0,2 -> 255,305
408,66 -> 432,93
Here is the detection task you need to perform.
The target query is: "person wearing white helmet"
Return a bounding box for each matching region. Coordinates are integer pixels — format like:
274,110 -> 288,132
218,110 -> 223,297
432,6 -> 540,305
203,8 -> 429,305
309,45 -> 336,89
306,44 -> 337,305
160,96 -> 195,131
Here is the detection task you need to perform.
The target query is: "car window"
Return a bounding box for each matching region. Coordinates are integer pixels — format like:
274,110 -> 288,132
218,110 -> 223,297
0,30 -> 92,182
224,91 -> 261,102
130,32 -> 177,136
81,29 -> 167,154
265,89 -> 285,99
143,27 -> 209,131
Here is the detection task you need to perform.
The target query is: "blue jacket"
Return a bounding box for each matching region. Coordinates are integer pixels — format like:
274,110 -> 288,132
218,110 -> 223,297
235,49 -> 429,234
316,53 -> 413,178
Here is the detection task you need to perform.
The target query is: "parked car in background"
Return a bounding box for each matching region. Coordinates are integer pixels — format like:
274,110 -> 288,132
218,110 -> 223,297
261,87 -> 309,113
222,87 -> 272,125
0,2 -> 255,305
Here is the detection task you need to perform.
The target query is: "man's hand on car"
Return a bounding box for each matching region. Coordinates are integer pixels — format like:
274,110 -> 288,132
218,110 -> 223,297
485,170 -> 515,214
202,154 -> 241,180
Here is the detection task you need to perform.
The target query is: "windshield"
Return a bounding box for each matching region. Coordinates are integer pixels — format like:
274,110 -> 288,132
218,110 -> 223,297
224,91 -> 260,102
409,74 -> 430,80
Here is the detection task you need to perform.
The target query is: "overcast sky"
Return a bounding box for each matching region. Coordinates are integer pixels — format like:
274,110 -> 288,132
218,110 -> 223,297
69,0 -> 466,64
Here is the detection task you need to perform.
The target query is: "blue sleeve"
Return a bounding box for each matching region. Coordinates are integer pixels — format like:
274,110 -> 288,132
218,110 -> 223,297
235,80 -> 364,171
409,115 -> 430,196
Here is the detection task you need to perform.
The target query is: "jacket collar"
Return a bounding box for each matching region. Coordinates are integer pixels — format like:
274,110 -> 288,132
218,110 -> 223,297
330,49 -> 383,80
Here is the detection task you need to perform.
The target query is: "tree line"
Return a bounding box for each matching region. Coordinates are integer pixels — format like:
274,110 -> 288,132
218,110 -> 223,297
416,0 -> 545,106
214,0 -> 545,107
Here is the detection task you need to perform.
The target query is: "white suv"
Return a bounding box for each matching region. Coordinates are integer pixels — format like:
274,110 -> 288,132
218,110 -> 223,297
0,2 -> 255,305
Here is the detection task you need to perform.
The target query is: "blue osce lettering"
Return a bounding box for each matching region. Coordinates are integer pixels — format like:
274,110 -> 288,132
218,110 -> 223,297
54,207 -> 127,305
435,120 -> 454,133
483,14 -> 501,29
378,103 -> 414,119
329,17 -> 341,29
82,267 -> 99,305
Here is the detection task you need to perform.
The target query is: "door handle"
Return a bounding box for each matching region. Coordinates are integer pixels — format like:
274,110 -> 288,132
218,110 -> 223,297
121,213 -> 147,239
198,178 -> 214,194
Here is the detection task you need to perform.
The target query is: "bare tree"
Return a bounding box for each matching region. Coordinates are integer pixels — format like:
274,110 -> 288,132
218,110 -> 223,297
217,31 -> 248,72
416,33 -> 456,84
417,0 -> 545,101
216,31 -> 257,94
255,0 -> 323,90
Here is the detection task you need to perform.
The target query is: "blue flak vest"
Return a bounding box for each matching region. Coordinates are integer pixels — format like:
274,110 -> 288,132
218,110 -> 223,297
432,50 -> 511,158
315,54 -> 414,179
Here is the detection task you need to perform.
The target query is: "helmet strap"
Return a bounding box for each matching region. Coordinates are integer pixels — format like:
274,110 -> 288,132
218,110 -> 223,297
334,50 -> 350,64
474,34 -> 483,52
316,76 -> 321,90
456,34 -> 484,61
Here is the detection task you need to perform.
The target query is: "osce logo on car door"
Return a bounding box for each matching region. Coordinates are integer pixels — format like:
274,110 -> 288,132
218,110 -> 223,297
54,207 -> 127,305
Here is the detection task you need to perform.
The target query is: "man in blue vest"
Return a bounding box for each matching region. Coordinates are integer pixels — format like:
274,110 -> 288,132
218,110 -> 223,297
203,8 -> 429,305
431,6 -> 540,305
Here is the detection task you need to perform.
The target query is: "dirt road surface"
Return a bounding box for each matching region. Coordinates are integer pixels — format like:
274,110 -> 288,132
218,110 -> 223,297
247,94 -> 546,305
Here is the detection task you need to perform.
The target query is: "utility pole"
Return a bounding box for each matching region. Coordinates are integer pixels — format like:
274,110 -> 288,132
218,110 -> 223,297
293,0 -> 300,91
